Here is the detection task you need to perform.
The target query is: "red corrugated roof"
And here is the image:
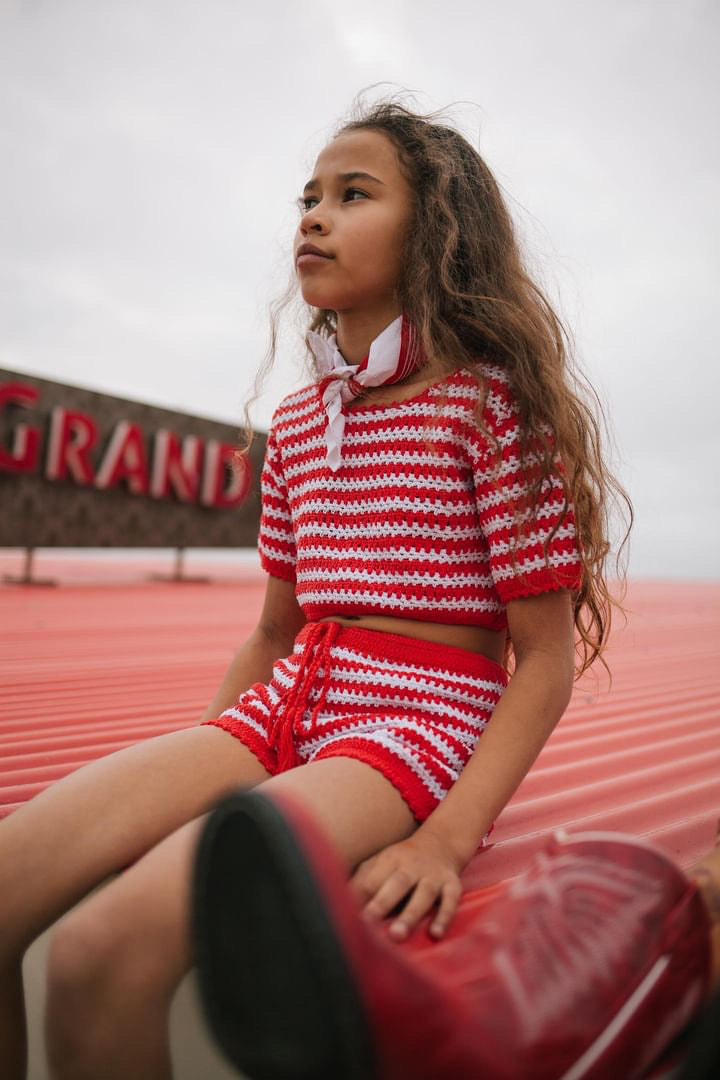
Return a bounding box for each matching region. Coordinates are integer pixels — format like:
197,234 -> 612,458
1,571 -> 718,891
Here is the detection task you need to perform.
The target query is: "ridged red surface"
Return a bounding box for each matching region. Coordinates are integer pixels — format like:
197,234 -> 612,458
1,572 -> 718,889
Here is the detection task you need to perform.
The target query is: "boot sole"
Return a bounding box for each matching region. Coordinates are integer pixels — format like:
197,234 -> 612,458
191,789 -> 377,1080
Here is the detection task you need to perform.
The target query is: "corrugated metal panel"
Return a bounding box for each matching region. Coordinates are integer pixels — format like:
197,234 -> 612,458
1,572 -> 718,890
476,580 -> 720,889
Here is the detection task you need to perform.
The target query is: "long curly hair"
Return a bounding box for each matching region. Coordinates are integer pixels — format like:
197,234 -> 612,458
239,91 -> 633,677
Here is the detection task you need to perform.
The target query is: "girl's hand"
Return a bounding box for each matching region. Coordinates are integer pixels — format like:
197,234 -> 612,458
349,828 -> 465,942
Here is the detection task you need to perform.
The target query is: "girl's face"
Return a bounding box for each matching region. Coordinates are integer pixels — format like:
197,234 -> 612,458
293,129 -> 415,314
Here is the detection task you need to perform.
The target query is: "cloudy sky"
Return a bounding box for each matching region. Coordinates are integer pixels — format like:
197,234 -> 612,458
1,0 -> 718,579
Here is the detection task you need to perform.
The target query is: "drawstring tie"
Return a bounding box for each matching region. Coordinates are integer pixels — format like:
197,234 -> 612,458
267,620 -> 342,771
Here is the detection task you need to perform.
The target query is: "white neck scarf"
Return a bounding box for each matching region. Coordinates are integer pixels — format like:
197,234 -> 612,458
306,315 -> 422,472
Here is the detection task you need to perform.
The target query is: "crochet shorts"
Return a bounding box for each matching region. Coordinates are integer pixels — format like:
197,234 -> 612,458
202,620 -> 508,824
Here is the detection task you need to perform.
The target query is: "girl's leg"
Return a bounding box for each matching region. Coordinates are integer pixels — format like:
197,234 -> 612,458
0,725 -> 272,1079
42,756 -> 417,1079
45,814 -> 206,1080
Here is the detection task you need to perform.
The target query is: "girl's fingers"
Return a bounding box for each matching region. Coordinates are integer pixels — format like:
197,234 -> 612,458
427,880 -> 463,938
390,879 -> 462,941
349,854 -> 379,901
384,878 -> 441,939
361,871 -> 415,922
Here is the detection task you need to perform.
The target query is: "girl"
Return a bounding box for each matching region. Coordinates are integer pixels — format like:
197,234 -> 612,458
0,95 -> 635,1077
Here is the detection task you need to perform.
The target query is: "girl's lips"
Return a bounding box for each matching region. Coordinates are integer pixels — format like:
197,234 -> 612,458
296,253 -> 333,266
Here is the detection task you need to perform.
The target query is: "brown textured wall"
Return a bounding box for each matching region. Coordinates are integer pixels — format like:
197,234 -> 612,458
0,369 -> 266,547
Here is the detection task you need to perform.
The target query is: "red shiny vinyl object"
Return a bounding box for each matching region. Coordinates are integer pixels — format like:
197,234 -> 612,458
195,784 -> 712,1080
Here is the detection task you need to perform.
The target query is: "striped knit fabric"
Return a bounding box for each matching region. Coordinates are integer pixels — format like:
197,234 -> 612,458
204,620 -> 509,823
257,361 -> 582,631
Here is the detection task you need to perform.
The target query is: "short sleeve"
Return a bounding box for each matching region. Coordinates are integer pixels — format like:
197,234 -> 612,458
470,370 -> 583,603
257,419 -> 297,583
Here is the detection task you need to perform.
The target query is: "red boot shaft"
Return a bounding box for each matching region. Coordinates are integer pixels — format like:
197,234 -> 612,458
266,791 -> 712,1080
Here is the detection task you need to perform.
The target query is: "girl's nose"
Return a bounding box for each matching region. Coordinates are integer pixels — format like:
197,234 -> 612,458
300,206 -> 329,235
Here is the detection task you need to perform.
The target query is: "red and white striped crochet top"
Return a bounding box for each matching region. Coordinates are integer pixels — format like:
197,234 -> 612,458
257,361 -> 582,631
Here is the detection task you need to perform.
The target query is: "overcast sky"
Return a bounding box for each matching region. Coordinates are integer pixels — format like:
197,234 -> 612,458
1,0 -> 718,579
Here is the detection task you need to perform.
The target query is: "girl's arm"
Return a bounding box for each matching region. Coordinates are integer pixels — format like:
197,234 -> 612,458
416,588 -> 576,866
199,629 -> 290,723
200,575 -> 306,723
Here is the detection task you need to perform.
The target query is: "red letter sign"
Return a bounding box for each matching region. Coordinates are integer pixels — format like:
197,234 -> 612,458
200,440 -> 250,508
95,421 -> 150,495
150,430 -> 203,502
0,382 -> 41,473
46,407 -> 98,485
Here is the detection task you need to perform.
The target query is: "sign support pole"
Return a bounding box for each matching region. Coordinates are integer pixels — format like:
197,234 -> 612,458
148,547 -> 210,584
2,547 -> 57,587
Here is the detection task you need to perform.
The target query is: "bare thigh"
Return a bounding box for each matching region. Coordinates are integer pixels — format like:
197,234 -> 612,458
0,726 -> 271,959
47,755 -> 419,1000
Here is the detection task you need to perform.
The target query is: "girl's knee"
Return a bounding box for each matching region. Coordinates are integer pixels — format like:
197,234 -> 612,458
45,912 -> 115,1069
47,909 -> 107,999
46,905 -> 167,1028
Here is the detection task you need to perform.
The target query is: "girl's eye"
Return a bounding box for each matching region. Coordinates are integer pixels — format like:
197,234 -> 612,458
295,188 -> 368,213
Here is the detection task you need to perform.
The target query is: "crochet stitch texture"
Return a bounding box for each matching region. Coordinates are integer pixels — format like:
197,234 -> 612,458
257,361 -> 582,630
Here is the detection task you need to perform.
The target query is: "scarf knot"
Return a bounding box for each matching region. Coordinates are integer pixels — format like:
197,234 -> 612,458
306,313 -> 425,471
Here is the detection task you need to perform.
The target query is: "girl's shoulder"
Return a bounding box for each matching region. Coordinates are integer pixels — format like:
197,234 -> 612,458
266,359 -> 516,439
267,381 -> 321,431
462,360 -> 513,393
448,360 -> 519,430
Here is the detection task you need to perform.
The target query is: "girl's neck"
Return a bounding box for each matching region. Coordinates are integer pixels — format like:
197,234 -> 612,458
334,305 -> 403,366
